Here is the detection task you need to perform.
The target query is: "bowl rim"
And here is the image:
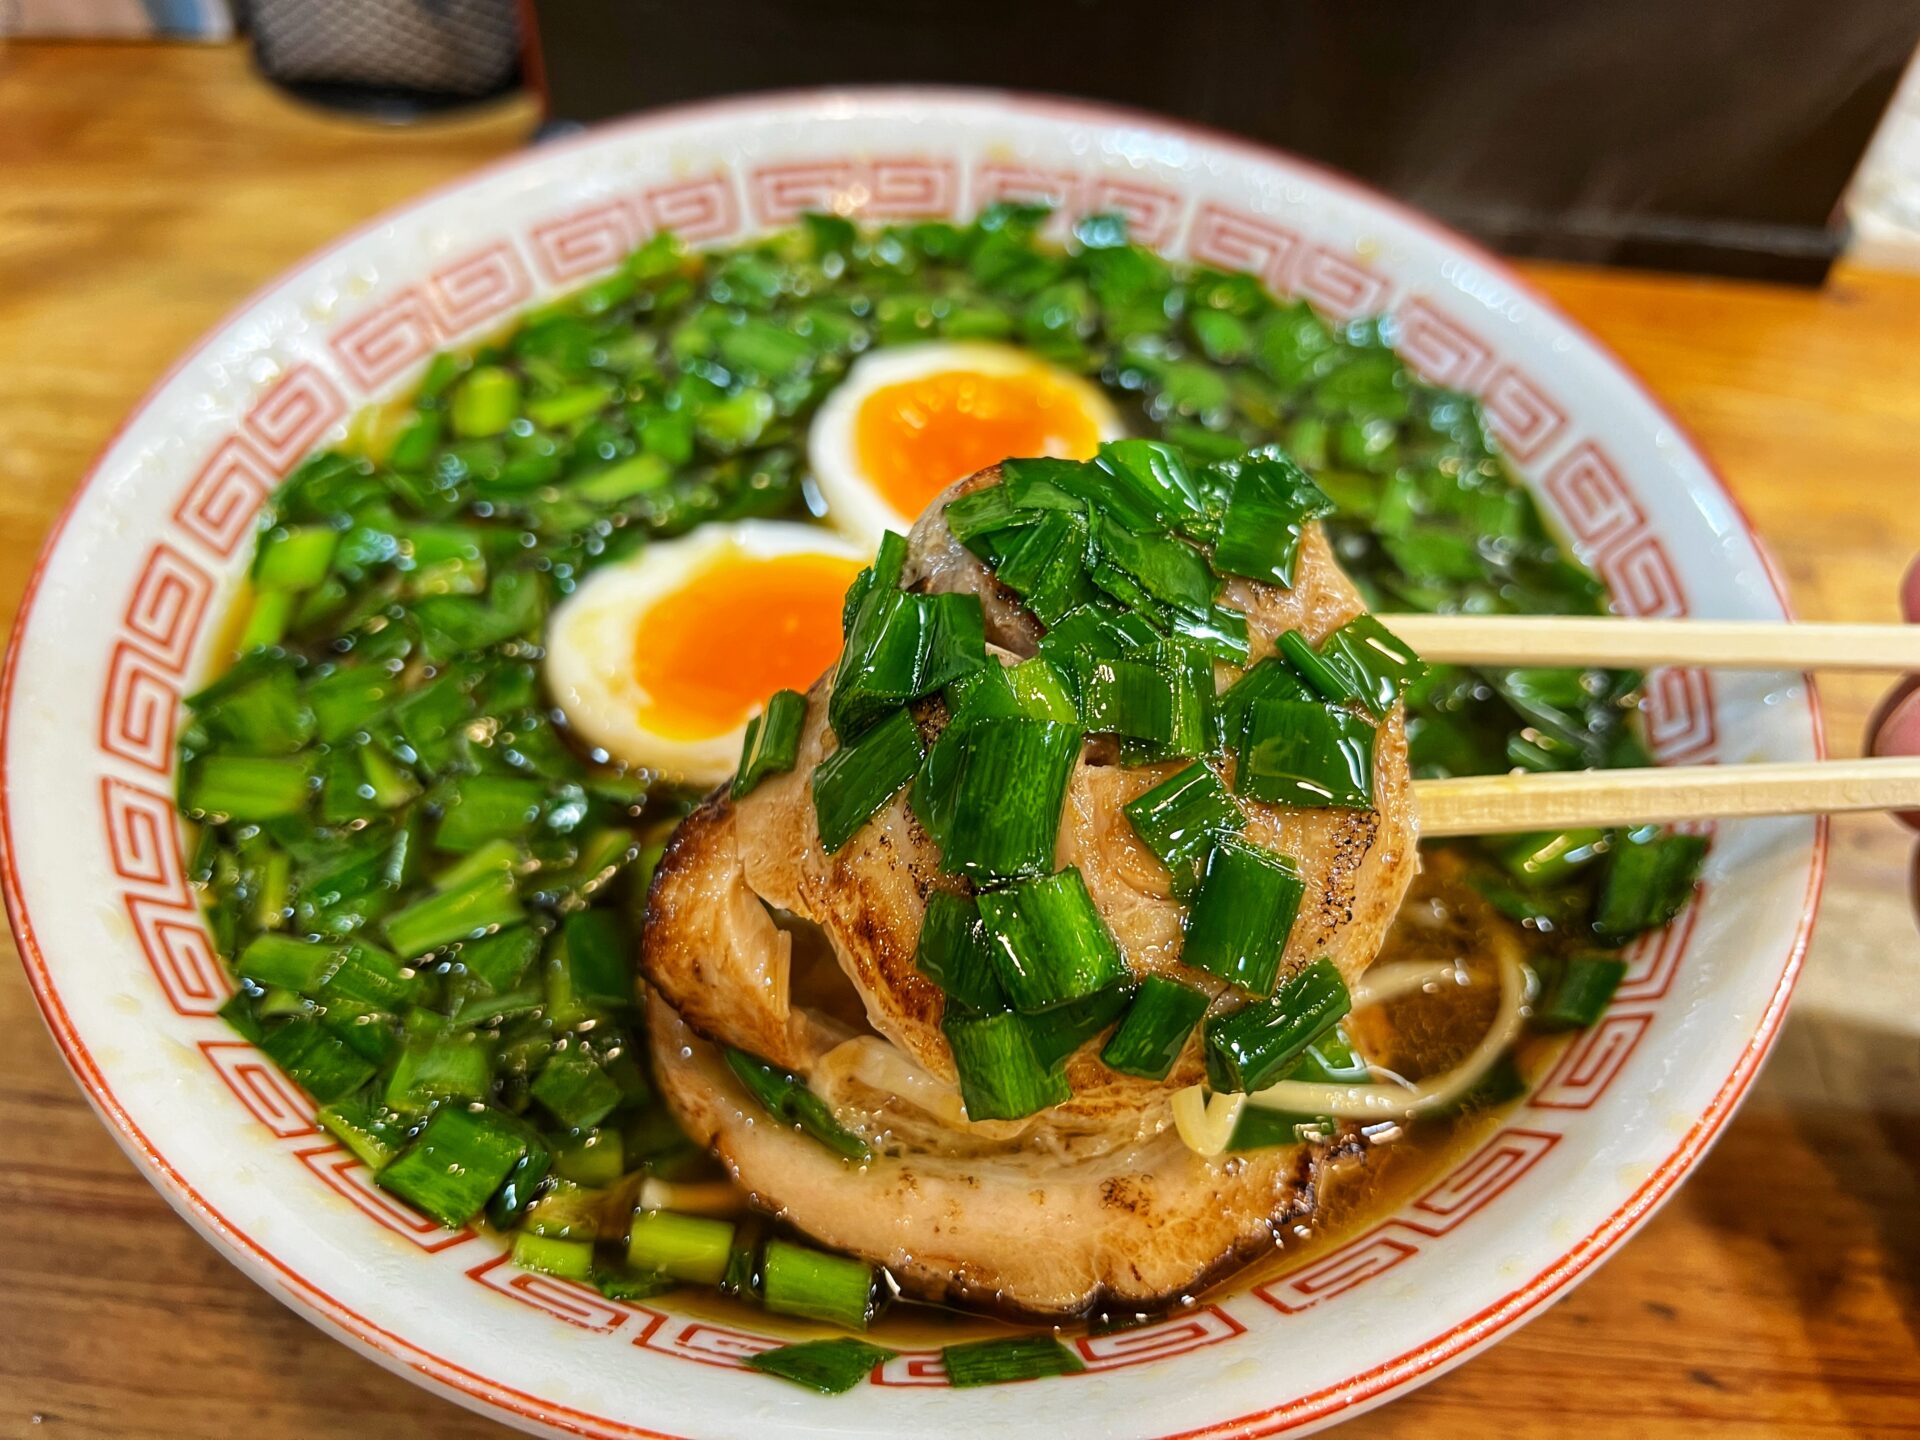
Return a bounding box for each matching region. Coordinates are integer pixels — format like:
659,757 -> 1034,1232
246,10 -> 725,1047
0,84 -> 1829,1439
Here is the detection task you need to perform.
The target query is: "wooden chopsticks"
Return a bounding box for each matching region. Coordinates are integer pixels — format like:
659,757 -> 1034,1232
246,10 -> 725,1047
1380,615 -> 1920,834
1416,758 -> 1920,837
1382,615 -> 1919,672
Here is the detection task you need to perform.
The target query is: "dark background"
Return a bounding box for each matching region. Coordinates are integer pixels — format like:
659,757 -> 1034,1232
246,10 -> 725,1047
528,0 -> 1920,282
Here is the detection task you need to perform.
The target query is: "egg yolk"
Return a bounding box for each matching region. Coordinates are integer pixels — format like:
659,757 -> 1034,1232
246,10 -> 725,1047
854,368 -> 1104,518
631,549 -> 862,740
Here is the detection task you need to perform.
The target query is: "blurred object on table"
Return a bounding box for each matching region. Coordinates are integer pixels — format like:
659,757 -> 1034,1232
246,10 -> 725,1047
245,0 -> 520,119
525,0 -> 1920,285
1,0 -> 233,37
1847,45 -> 1920,271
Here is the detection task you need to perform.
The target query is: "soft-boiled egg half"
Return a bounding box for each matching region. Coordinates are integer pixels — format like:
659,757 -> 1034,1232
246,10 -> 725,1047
809,341 -> 1125,549
545,521 -> 865,784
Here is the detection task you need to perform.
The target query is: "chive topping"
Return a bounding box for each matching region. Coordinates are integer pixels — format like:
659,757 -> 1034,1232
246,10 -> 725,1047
1101,976 -> 1210,1079
722,1048 -> 871,1161
943,1009 -> 1072,1121
375,1104 -> 527,1227
914,717 -> 1080,883
1233,698 -> 1377,808
1123,760 -> 1243,896
812,706 -> 925,852
1180,835 -> 1306,996
1592,830 -> 1709,943
942,1334 -> 1087,1387
1206,447 -> 1335,588
747,1338 -> 899,1395
1204,956 -> 1351,1093
733,688 -> 807,800
628,1209 -> 735,1285
915,891 -> 1011,1013
1534,954 -> 1630,1030
761,1239 -> 878,1329
977,868 -> 1128,1012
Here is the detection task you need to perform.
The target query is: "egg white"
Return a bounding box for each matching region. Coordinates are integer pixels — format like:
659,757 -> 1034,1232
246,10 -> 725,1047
543,520 -> 865,786
808,341 -> 1126,550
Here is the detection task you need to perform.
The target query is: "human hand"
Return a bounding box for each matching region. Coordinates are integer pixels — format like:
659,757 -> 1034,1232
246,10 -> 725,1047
1864,555 -> 1920,916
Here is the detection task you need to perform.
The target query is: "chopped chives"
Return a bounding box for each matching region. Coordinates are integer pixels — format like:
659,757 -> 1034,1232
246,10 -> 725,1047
483,1136 -> 552,1228
592,1268 -> 677,1302
555,909 -> 633,1012
733,687 -> 807,800
1204,956 -> 1351,1094
530,1046 -> 624,1130
1278,629 -> 1368,710
1321,614 -> 1425,719
1214,656 -> 1314,751
720,1217 -> 764,1300
451,365 -> 522,438
761,1239 -> 877,1329
184,754 -> 313,820
747,1337 -> 898,1395
839,530 -> 905,638
455,923 -> 541,993
1093,437 -> 1212,534
831,587 -> 985,739
261,1018 -> 377,1103
1101,975 -> 1210,1079
1494,827 -> 1609,888
945,485 -> 1030,549
432,774 -> 547,853
914,891 -> 1010,1013
920,592 -> 990,694
977,868 -> 1128,1012
1123,760 -> 1243,896
1234,698 -> 1377,809
627,1209 -> 735,1285
1165,602 -> 1252,665
512,1230 -> 595,1281
992,508 -> 1096,626
383,853 -> 524,958
1025,981 -> 1135,1070
385,1031 -> 493,1110
1206,447 -> 1336,588
812,706 -> 924,852
1181,836 -> 1306,996
944,1009 -> 1071,1120
1535,954 -> 1630,1030
942,1334 -> 1086,1387
913,717 -> 1080,883
238,933 -> 339,991
1284,1024 -> 1371,1084
317,1095 -> 406,1168
1593,830 -> 1709,943
375,1104 -> 527,1227
722,1048 -> 871,1161
944,664 -> 1024,725
831,589 -> 930,739
1005,656 -> 1078,723
254,526 -> 340,591
1227,1105 -> 1336,1151
1087,511 -> 1216,619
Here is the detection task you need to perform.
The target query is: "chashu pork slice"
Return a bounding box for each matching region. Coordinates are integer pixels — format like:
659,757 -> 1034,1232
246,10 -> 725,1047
639,463 -> 1418,1315
649,991 -> 1332,1317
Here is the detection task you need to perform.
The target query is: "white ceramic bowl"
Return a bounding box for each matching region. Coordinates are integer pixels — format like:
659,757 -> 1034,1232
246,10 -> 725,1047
1,90 -> 1823,1439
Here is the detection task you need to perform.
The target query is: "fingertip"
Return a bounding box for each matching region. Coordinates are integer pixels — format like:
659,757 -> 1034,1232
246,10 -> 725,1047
1871,688 -> 1920,831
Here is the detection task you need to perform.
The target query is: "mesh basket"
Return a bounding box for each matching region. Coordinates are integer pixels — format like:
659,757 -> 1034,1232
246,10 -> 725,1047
248,0 -> 519,99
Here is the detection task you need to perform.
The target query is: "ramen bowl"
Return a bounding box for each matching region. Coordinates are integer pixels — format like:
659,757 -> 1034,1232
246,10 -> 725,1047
1,90 -> 1823,1439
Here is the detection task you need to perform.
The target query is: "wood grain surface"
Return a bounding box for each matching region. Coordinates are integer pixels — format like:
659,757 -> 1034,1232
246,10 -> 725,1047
2,40 -> 1917,1440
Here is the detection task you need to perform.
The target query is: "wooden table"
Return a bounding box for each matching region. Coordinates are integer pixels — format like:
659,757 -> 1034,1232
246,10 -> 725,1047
2,40 -> 1917,1440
